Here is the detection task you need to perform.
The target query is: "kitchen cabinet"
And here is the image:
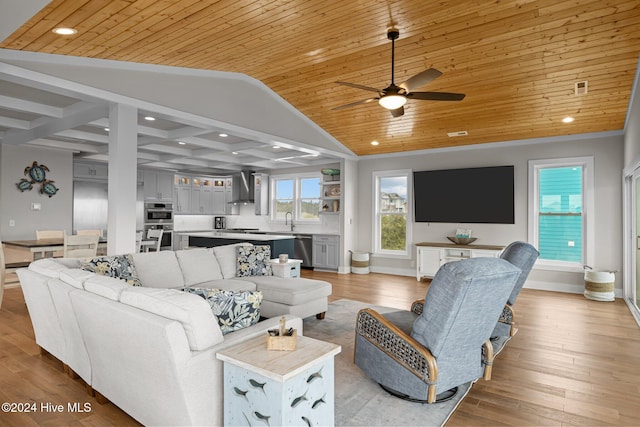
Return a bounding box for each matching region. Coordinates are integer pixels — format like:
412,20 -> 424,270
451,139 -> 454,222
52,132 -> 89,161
191,177 -> 214,214
174,175 -> 191,213
416,242 -> 505,280
312,234 -> 339,270
144,170 -> 173,201
211,178 -> 226,214
74,161 -> 108,180
254,173 -> 269,215
224,177 -> 238,215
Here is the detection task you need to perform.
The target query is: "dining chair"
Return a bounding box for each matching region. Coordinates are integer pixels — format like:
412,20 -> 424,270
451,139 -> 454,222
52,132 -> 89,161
135,231 -> 144,253
76,229 -> 102,237
145,229 -> 163,252
35,229 -> 65,258
63,234 -> 99,258
36,230 -> 65,239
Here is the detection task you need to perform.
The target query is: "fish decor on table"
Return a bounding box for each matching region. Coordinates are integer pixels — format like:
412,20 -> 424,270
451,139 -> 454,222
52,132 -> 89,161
301,416 -> 312,427
291,390 -> 308,408
16,161 -> 59,197
249,378 -> 266,394
311,394 -> 326,409
253,411 -> 271,426
233,387 -> 249,401
306,368 -> 323,383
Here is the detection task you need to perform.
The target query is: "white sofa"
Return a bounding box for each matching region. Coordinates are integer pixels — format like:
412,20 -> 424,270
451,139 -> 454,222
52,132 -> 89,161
16,243 -> 330,426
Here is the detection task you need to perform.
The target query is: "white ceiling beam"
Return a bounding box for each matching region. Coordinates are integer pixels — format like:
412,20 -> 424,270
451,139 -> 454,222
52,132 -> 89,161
0,94 -> 64,117
2,101 -> 107,145
55,129 -> 110,143
0,116 -> 29,129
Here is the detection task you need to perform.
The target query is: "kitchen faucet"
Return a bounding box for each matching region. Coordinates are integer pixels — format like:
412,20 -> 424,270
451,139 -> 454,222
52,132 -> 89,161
285,211 -> 295,231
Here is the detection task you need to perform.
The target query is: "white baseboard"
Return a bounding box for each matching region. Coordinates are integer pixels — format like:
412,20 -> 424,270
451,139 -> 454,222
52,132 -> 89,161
524,280 -> 623,298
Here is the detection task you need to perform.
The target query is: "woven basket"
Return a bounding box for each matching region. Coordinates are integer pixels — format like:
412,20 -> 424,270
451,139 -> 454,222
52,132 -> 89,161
267,329 -> 297,351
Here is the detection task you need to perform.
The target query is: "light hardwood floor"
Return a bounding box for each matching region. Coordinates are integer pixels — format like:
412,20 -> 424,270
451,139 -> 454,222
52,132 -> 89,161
1,270 -> 639,426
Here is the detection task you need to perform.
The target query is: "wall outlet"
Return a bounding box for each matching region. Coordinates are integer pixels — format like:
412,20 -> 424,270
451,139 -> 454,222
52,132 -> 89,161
9,219 -> 15,226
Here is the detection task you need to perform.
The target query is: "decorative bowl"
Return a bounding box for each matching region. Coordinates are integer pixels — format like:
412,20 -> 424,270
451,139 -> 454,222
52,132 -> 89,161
447,236 -> 477,245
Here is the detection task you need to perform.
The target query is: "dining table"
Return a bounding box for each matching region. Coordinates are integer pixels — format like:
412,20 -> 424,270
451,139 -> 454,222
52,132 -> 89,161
3,237 -> 108,259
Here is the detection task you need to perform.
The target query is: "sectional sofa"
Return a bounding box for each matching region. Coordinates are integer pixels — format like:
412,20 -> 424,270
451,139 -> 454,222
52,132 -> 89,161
16,243 -> 331,426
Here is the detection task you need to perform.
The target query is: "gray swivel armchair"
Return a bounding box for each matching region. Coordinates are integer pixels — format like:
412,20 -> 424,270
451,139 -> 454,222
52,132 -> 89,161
355,257 -> 520,403
492,241 -> 539,339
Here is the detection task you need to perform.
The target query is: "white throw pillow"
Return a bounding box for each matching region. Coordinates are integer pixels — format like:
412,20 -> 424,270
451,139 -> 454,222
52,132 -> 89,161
120,287 -> 224,351
175,248 -> 223,286
213,243 -> 253,279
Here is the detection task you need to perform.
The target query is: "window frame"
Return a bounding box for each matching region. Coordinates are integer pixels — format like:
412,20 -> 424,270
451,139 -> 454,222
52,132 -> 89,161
270,172 -> 322,223
372,169 -> 412,258
528,157 -> 594,272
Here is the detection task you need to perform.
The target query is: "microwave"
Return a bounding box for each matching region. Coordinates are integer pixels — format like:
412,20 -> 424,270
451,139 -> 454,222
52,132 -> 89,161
145,203 -> 173,222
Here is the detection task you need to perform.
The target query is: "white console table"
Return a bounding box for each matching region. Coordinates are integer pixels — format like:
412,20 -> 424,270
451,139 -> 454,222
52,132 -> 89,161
269,258 -> 303,278
217,334 -> 341,427
416,242 -> 505,280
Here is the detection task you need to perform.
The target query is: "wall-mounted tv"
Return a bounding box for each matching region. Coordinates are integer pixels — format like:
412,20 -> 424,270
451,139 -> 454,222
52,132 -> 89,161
413,165 -> 514,224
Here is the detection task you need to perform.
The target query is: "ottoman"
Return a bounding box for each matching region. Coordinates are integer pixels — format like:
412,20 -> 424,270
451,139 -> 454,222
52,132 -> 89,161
242,276 -> 332,319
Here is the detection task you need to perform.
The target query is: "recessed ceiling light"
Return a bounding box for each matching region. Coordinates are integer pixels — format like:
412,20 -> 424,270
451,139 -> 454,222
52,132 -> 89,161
219,133 -> 228,137
273,145 -> 281,149
104,127 -> 109,132
177,141 -> 186,145
232,151 -> 239,155
562,117 -> 575,123
371,141 -> 379,146
52,27 -> 77,35
144,116 -> 156,121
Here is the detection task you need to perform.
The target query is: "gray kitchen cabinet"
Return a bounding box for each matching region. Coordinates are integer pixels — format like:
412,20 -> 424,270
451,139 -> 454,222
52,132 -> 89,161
211,178 -> 226,214
174,175 -> 191,213
144,170 -> 174,201
191,177 -> 214,214
312,234 -> 339,270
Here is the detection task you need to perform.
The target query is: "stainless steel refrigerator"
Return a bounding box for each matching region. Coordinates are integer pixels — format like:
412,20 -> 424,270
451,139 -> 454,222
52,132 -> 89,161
72,180 -> 144,236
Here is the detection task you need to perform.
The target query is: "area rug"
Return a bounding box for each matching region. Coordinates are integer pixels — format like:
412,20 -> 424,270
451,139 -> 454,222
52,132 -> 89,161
302,299 -> 473,427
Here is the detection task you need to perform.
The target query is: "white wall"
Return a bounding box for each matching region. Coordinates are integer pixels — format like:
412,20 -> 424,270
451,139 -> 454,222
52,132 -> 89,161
0,144 -> 73,239
357,133 -> 625,294
624,57 -> 640,167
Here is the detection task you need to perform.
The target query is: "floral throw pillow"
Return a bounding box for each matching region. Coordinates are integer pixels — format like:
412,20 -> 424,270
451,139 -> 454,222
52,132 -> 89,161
81,254 -> 142,287
182,288 -> 263,334
236,245 -> 272,277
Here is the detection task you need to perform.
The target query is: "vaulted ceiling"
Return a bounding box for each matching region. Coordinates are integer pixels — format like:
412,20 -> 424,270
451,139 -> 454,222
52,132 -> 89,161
1,0 -> 640,162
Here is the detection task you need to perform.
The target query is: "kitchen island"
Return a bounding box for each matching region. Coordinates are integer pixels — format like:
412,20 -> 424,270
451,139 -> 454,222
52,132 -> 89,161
181,231 -> 295,259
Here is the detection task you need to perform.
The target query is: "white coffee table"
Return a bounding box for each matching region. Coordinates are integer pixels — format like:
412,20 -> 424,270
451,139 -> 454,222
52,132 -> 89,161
216,334 -> 341,427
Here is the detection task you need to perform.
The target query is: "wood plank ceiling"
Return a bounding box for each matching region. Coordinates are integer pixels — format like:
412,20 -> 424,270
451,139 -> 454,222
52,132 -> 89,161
2,0 -> 640,157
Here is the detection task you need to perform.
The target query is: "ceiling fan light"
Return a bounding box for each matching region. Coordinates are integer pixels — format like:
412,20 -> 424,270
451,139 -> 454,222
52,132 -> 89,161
379,95 -> 406,110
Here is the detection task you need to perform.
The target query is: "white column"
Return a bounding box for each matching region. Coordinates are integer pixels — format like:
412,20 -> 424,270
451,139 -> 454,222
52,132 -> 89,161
107,103 -> 138,255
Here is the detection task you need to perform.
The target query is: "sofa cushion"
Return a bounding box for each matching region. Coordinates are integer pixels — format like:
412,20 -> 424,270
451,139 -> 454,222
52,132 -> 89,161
28,258 -> 70,278
213,243 -> 253,279
185,278 -> 257,293
131,251 -> 185,289
236,245 -> 272,277
182,288 -> 263,335
81,255 -> 141,287
84,275 -> 130,301
59,268 -> 95,289
246,276 -> 332,305
120,287 -> 223,350
175,248 -> 223,286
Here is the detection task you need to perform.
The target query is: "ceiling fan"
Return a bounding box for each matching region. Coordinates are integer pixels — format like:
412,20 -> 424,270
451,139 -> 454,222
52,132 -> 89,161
333,28 -> 465,117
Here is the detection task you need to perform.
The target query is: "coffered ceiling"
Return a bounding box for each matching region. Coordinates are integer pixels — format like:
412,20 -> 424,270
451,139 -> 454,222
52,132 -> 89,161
1,0 -> 640,168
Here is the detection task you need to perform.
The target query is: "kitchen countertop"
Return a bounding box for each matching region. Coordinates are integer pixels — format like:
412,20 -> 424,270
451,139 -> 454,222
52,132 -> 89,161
174,230 -> 340,237
177,231 -> 295,241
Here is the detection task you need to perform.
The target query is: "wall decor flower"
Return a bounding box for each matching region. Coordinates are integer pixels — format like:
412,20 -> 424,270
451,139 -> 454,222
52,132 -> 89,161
16,161 -> 59,197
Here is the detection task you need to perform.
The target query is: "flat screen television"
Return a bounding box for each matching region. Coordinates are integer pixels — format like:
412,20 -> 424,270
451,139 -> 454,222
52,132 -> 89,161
413,165 -> 514,224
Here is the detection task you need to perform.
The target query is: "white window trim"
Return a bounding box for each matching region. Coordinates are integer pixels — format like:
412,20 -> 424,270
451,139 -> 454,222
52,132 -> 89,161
372,169 -> 412,258
270,172 -> 322,224
528,156 -> 594,272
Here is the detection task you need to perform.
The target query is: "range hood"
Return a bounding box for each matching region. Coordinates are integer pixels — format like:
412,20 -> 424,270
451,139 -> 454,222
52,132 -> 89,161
228,171 -> 269,215
229,170 -> 255,204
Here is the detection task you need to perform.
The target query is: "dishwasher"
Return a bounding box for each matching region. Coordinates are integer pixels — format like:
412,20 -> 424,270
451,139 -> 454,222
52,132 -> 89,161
293,234 -> 313,268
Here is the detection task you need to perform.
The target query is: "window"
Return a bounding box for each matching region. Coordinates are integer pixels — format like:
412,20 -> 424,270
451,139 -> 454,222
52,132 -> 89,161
373,170 -> 412,257
271,174 -> 321,222
528,157 -> 594,269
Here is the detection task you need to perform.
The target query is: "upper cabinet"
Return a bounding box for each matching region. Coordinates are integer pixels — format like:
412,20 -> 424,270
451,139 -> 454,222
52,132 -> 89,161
143,170 -> 174,201
172,175 -> 230,214
174,175 -> 191,213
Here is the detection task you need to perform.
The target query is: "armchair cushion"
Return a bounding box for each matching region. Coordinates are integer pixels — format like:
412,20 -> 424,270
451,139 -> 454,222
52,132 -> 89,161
175,248 -> 223,286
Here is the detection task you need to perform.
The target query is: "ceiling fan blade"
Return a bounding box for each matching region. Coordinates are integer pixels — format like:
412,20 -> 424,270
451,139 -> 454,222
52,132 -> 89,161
399,68 -> 442,93
332,98 -> 379,111
335,81 -> 381,93
390,106 -> 404,117
407,91 -> 465,101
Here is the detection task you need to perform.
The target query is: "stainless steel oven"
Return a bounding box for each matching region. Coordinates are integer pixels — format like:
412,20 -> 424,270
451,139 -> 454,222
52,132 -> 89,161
145,202 -> 173,223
